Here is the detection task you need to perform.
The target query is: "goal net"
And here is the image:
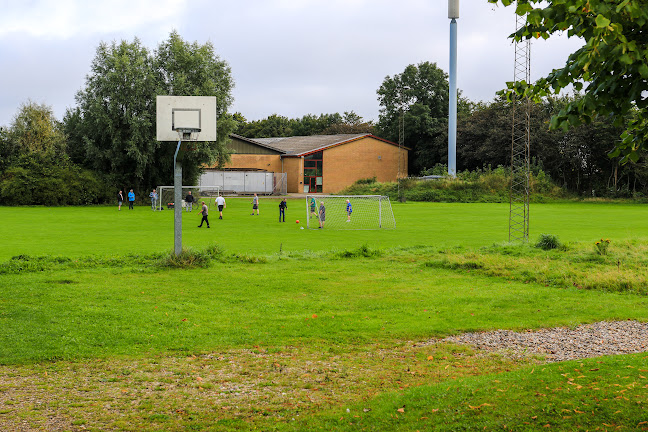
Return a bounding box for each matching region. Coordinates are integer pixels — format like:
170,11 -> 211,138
157,185 -> 222,211
306,195 -> 395,230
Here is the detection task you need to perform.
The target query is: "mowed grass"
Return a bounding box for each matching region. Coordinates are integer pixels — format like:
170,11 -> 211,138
1,199 -> 648,431
1,198 -> 647,259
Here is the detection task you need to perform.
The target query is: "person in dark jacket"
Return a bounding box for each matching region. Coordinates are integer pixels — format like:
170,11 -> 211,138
185,191 -> 195,212
279,198 -> 287,222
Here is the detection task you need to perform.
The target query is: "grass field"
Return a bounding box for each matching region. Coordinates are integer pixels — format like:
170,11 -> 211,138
1,198 -> 647,259
1,198 -> 648,431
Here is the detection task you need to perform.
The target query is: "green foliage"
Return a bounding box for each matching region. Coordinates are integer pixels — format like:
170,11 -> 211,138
0,149 -> 109,206
65,31 -> 235,192
535,233 -> 560,250
337,244 -> 382,258
594,238 -> 611,256
342,166 -> 567,202
160,247 -> 212,268
234,111 -> 373,138
376,62 -> 452,174
488,0 -> 648,162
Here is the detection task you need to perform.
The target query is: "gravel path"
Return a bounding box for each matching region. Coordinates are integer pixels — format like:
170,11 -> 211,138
434,320 -> 648,362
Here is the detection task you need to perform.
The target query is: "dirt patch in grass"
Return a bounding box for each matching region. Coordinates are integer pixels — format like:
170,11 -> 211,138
0,342 -> 520,431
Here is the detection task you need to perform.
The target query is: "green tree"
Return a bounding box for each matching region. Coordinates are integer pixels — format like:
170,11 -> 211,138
234,112 -> 373,138
6,101 -> 67,159
488,0 -> 648,163
0,102 -> 108,205
66,32 -> 235,192
66,38 -> 157,191
155,30 -> 235,183
376,62 -> 457,174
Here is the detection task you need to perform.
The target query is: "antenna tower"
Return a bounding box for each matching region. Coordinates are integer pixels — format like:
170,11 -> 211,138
509,6 -> 531,242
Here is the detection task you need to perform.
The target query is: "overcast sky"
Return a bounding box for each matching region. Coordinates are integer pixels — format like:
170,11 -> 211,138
0,0 -> 584,128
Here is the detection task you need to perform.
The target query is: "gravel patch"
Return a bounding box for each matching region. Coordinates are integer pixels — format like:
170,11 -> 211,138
433,320 -> 648,362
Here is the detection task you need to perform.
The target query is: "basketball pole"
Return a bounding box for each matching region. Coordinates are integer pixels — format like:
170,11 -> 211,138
173,140 -> 183,256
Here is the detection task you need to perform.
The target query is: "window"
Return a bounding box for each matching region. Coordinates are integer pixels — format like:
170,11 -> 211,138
303,151 -> 323,193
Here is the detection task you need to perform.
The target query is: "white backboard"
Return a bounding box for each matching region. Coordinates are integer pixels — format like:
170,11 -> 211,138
156,96 -> 217,141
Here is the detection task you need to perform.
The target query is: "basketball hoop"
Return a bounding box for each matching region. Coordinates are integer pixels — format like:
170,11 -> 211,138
176,127 -> 201,142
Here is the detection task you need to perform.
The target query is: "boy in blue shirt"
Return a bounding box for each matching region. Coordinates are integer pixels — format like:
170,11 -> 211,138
346,199 -> 352,222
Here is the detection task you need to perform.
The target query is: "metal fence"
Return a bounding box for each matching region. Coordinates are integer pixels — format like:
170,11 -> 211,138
199,171 -> 287,195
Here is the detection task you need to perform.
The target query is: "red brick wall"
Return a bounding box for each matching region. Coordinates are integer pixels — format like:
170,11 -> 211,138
322,137 -> 408,193
283,157 -> 303,193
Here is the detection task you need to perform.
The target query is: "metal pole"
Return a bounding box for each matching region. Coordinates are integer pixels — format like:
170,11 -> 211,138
173,140 -> 182,256
448,17 -> 458,177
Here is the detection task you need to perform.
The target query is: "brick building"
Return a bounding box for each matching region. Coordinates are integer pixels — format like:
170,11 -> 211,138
214,133 -> 408,194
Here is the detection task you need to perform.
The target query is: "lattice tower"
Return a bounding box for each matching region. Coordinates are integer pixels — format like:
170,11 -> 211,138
509,7 -> 531,242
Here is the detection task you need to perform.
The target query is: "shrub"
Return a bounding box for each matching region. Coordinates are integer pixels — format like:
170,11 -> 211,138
160,248 -> 212,268
594,238 -> 611,256
535,234 -> 561,250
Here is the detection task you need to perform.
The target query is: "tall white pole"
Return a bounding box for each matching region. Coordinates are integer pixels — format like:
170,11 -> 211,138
448,0 -> 459,177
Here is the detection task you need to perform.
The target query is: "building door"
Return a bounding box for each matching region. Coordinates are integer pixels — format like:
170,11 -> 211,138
303,151 -> 323,193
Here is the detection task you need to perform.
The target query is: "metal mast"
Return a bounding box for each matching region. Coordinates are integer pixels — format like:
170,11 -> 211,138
509,7 -> 531,242
448,0 -> 459,177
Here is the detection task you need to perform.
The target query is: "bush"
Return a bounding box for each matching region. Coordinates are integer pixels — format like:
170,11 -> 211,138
535,234 -> 561,250
340,165 -> 570,203
0,153 -> 110,205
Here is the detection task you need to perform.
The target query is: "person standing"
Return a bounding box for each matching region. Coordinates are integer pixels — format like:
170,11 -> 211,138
318,201 -> 326,229
278,198 -> 287,222
197,201 -> 210,228
127,189 -> 135,210
346,199 -> 352,222
215,194 -> 226,219
309,197 -> 317,219
185,191 -> 194,212
251,193 -> 260,215
117,190 -> 124,211
149,189 -> 158,211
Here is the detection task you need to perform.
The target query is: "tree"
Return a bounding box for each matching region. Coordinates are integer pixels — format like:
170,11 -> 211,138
66,32 -> 235,191
376,62 -> 467,174
234,112 -> 373,138
488,0 -> 648,163
65,38 -> 158,190
0,102 -> 108,205
6,101 -> 66,159
154,31 -> 235,184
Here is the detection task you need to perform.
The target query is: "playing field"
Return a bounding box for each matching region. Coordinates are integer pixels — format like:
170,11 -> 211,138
1,198 -> 647,260
1,199 -> 647,431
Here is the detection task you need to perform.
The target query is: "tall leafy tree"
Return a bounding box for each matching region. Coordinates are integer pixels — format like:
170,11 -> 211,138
376,62 -> 462,174
154,31 -> 235,183
1,102 -> 107,205
66,32 -> 235,191
488,0 -> 648,162
66,38 -> 157,190
6,101 -> 67,159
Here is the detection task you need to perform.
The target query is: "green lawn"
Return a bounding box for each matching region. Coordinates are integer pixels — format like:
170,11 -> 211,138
1,199 -> 647,260
1,200 -> 647,431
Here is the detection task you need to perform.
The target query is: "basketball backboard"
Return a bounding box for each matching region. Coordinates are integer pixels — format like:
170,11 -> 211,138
156,96 -> 217,141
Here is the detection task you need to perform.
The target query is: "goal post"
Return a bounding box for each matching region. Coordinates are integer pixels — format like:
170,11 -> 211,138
157,185 -> 222,211
305,195 -> 395,230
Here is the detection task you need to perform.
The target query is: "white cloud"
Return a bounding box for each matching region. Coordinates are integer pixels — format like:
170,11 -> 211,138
0,0 -> 188,39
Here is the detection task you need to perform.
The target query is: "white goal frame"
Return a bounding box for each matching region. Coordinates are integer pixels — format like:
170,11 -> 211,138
157,185 -> 222,211
305,195 -> 395,230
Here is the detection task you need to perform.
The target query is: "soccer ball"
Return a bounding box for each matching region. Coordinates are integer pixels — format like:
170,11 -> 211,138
295,220 -> 300,224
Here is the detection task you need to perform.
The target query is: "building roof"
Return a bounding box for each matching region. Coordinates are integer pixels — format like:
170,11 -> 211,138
229,133 -> 287,154
235,134 -> 404,157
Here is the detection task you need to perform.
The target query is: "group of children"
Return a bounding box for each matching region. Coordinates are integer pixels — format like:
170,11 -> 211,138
118,190 -> 353,229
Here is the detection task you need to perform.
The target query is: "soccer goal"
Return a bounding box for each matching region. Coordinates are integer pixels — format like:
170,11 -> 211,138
157,185 -> 222,211
306,195 -> 395,230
